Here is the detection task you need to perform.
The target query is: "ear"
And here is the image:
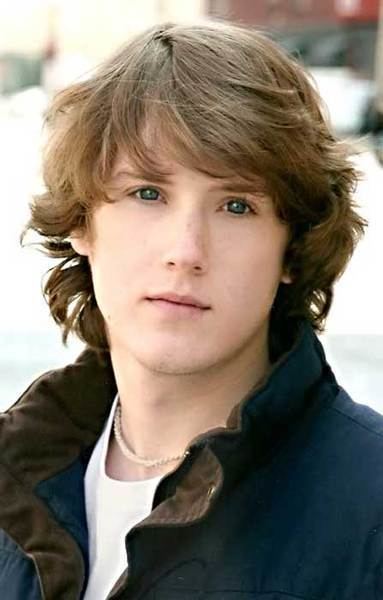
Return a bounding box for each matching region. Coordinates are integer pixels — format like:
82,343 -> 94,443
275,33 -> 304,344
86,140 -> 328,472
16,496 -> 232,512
70,231 -> 91,257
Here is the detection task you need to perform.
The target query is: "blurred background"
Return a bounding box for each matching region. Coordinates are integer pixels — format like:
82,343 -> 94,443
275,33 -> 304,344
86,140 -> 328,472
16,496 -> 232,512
1,0 -> 382,411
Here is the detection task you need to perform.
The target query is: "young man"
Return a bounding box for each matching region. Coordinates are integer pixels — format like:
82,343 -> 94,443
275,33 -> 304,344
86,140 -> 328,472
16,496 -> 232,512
1,20 -> 382,600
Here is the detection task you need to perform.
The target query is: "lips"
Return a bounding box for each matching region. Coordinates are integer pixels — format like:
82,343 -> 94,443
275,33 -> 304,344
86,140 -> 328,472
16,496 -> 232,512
147,293 -> 210,310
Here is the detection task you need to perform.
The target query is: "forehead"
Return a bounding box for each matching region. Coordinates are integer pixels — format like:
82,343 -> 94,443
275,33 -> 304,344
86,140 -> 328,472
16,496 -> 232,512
107,116 -> 268,187
110,149 -> 269,194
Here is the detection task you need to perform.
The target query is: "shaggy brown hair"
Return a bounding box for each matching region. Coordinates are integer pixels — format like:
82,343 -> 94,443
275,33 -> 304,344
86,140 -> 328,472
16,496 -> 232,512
23,20 -> 366,356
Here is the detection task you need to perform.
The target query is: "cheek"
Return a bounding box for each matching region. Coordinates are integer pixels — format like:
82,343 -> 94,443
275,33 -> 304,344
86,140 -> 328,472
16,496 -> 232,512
221,237 -> 287,307
88,246 -> 131,319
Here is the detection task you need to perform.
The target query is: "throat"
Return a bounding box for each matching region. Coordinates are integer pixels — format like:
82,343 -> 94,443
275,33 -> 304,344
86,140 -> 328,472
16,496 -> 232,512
105,435 -> 185,481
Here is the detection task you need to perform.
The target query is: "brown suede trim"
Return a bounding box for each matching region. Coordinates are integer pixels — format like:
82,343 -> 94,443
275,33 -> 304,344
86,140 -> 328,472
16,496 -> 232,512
108,447 -> 223,598
145,446 -> 223,525
0,348 -> 115,486
0,348 -> 116,599
0,463 -> 84,600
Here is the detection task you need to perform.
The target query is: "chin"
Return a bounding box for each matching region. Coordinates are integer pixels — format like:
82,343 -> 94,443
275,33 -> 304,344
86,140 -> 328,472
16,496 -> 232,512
136,347 -> 216,376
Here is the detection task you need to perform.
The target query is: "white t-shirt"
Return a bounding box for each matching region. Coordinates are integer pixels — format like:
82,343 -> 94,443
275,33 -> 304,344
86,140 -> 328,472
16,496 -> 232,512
83,397 -> 162,600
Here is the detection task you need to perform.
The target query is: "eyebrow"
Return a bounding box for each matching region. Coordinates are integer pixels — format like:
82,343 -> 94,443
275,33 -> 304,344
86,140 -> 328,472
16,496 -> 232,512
111,169 -> 267,194
111,168 -> 173,184
210,180 -> 267,194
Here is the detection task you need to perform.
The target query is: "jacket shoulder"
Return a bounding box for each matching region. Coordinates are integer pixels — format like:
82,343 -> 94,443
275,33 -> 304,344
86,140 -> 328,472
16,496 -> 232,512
330,388 -> 383,440
308,386 -> 383,492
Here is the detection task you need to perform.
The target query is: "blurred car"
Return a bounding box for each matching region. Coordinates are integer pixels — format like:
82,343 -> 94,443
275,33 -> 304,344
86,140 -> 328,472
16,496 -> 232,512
309,66 -> 375,135
274,23 -> 378,135
0,53 -> 42,95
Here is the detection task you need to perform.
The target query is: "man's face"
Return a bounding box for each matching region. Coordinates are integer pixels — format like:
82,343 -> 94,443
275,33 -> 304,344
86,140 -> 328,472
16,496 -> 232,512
72,156 -> 291,376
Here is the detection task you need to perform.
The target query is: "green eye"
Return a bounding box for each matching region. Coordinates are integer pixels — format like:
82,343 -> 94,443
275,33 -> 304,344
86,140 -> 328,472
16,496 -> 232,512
136,188 -> 160,201
226,200 -> 252,215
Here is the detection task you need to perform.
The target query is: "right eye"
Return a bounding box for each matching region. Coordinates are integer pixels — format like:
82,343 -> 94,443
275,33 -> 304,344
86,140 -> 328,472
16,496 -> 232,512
132,187 -> 161,202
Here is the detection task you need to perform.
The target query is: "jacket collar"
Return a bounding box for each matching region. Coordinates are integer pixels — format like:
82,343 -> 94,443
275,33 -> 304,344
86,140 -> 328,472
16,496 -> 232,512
138,320 -> 331,527
0,320 -> 330,599
106,322 -> 332,597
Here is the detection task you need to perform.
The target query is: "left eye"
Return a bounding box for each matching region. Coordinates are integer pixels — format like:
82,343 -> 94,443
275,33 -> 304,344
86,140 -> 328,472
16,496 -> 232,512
134,187 -> 160,201
224,199 -> 253,215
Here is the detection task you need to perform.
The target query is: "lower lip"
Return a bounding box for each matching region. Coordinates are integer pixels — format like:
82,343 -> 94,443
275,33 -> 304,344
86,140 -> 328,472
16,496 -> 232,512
147,299 -> 208,317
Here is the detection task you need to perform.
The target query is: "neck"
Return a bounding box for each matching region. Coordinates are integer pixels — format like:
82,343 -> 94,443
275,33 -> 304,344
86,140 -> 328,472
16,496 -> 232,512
106,342 -> 269,481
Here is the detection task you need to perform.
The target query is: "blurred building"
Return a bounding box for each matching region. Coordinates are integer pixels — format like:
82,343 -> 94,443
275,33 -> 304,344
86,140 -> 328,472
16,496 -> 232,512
46,0 -> 206,91
208,0 -> 380,28
207,0 -> 382,135
208,0 -> 380,74
0,0 -> 207,94
0,0 -> 207,56
54,0 -> 206,61
375,1 -> 383,111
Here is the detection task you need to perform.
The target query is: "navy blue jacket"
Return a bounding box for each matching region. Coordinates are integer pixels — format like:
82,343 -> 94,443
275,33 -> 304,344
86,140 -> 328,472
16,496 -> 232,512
1,322 -> 383,599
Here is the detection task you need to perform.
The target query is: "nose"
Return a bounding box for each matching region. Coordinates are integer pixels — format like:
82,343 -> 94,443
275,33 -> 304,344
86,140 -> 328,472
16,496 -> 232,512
161,210 -> 209,274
